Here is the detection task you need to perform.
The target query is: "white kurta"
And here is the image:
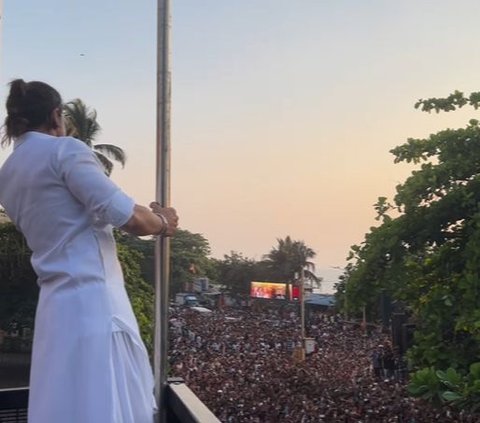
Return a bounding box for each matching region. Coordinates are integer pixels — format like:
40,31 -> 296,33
0,132 -> 156,423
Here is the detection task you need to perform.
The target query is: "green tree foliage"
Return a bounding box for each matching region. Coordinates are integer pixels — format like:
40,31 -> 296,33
170,229 -> 217,294
116,242 -> 154,354
0,222 -> 37,332
0,223 -> 155,353
215,238 -> 321,297
216,252 -> 257,296
63,99 -> 126,175
408,363 -> 480,413
116,229 -> 217,294
334,262 -> 355,316
342,90 -> 480,376
264,236 -> 320,285
415,90 -> 480,113
114,231 -> 155,284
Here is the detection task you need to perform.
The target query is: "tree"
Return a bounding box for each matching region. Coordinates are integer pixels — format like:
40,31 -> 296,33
342,90 -> 480,375
0,223 -> 156,355
114,231 -> 155,285
0,222 -> 38,339
170,229 -> 217,294
63,99 -> 126,175
264,236 -> 320,286
115,228 -> 218,295
116,242 -> 154,355
216,252 -> 256,296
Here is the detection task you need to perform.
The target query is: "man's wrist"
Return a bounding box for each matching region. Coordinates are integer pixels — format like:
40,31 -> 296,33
155,212 -> 168,236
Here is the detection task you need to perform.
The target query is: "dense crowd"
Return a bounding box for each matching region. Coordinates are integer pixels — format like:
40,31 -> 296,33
169,304 -> 476,422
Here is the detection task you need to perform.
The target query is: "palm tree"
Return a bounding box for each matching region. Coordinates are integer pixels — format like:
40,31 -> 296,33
264,236 -> 320,286
63,99 -> 126,176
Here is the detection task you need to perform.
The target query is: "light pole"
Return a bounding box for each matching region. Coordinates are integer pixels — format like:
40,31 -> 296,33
154,1 -> 171,422
300,267 -> 305,344
362,304 -> 367,335
297,267 -> 306,361
0,0 -> 3,74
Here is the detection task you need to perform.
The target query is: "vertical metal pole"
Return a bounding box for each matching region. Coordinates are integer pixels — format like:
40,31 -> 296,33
300,267 -> 305,348
362,305 -> 367,335
154,1 -> 171,422
344,291 -> 348,320
0,0 -> 3,72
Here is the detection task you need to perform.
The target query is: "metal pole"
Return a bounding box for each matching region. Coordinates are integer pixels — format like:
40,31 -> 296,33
344,292 -> 348,321
154,1 -> 171,422
0,0 -> 3,73
300,267 -> 305,350
362,305 -> 367,335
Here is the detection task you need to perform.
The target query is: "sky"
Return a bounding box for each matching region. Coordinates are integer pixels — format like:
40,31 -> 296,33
2,1 -> 480,292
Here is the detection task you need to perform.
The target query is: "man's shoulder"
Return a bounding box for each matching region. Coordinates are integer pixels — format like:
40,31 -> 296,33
55,136 -> 91,156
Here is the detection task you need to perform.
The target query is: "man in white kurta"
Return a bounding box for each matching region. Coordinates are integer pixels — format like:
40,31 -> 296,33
0,131 -> 156,422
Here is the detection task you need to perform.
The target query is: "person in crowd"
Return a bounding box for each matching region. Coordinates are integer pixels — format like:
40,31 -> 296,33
371,347 -> 383,379
0,79 -> 178,423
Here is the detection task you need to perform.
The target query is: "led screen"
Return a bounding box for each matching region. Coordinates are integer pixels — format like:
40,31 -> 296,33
250,282 -> 287,299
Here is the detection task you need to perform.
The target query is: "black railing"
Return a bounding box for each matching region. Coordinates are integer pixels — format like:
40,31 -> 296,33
0,388 -> 28,423
0,379 -> 220,423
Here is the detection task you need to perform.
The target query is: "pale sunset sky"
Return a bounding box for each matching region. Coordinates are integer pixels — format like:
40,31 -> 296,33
2,1 -> 480,291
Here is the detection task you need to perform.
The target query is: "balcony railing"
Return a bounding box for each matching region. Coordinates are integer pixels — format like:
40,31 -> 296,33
0,379 -> 220,423
0,387 -> 28,422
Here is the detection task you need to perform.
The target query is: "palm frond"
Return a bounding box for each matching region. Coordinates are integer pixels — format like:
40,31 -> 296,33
94,144 -> 126,167
94,152 -> 113,176
63,99 -> 101,146
304,269 -> 320,283
62,98 -> 127,176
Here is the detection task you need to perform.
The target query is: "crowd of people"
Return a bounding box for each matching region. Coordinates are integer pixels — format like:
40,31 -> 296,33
169,303 -> 475,422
